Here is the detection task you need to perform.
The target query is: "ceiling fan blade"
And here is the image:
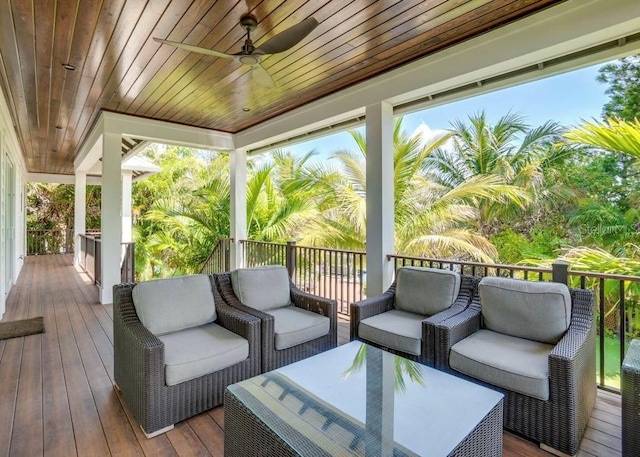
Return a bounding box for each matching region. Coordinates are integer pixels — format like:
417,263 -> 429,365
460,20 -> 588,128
251,64 -> 275,88
256,17 -> 319,55
153,38 -> 234,59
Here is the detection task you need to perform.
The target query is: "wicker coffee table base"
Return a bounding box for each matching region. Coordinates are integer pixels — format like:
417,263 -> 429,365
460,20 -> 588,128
224,386 -> 503,457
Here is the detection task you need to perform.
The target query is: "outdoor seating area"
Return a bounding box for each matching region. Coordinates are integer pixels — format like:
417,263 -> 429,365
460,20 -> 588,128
113,265 -> 337,438
0,255 -> 622,456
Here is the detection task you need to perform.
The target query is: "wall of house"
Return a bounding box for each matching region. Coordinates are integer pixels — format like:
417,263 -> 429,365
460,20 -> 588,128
0,85 -> 27,319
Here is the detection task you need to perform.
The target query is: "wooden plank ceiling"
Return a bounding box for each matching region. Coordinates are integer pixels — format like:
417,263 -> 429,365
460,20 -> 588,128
0,0 -> 564,175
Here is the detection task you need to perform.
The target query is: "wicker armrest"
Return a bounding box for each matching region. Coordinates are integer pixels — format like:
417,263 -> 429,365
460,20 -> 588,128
290,283 -> 337,318
213,272 -> 276,361
548,289 -> 595,398
215,299 -> 262,368
349,284 -> 396,341
113,283 -> 166,395
423,275 -> 480,328
550,289 -> 595,360
215,301 -> 261,341
434,306 -> 482,371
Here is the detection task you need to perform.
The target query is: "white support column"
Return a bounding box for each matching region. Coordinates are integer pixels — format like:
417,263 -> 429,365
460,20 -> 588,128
74,171 -> 86,265
100,133 -> 122,304
365,102 -> 394,296
121,170 -> 133,243
230,149 -> 247,270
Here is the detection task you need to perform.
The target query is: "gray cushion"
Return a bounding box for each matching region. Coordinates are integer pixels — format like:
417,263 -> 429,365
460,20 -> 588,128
394,267 -> 461,316
158,323 -> 249,386
450,329 -> 553,401
267,307 -> 330,350
479,277 -> 571,344
358,309 -> 424,355
231,265 -> 291,311
132,275 -> 216,336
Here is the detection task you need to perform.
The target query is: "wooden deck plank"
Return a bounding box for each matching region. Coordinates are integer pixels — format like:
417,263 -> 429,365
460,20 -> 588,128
10,256 -> 45,456
0,255 -> 34,456
40,257 -> 77,457
53,255 -> 144,457
0,255 -> 624,457
49,257 -> 112,456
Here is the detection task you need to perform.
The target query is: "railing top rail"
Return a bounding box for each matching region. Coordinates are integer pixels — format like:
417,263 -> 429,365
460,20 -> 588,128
79,233 -> 100,241
242,239 -> 366,256
387,254 -> 552,273
567,270 -> 640,283
388,253 -> 640,283
240,240 -> 287,247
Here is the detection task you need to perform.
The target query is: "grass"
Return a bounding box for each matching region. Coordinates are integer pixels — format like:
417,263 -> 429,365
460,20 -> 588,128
595,334 -> 628,390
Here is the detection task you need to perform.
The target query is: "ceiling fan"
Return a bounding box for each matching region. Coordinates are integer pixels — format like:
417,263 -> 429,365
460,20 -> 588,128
154,15 -> 319,88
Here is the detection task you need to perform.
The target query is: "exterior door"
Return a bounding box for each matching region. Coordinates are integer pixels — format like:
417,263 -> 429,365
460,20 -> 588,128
3,152 -> 14,293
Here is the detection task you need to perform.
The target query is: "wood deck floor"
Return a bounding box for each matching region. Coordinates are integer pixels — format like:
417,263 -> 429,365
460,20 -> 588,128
0,255 -> 622,456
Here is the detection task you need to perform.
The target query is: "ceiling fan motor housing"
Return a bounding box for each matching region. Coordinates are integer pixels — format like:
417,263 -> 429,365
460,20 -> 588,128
240,14 -> 258,31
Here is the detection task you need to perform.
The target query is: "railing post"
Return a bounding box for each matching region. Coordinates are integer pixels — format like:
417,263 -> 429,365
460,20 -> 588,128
221,238 -> 228,272
286,241 -> 296,279
552,260 -> 569,285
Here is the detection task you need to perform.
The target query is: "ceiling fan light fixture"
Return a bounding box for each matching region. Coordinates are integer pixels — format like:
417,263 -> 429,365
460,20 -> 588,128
242,107 -> 251,112
239,55 -> 259,66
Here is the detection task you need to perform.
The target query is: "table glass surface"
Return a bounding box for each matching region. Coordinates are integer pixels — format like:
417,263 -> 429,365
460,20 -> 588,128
227,341 -> 503,456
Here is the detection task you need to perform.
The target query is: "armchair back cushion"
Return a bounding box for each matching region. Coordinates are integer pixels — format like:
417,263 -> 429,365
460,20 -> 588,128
479,277 -> 571,344
132,275 -> 216,336
394,267 -> 461,316
231,265 -> 291,311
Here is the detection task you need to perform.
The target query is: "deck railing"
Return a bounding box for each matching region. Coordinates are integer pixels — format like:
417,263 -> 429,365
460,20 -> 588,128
240,240 -> 366,315
27,229 -> 74,255
199,239 -> 640,391
78,234 -> 135,284
199,238 -> 232,274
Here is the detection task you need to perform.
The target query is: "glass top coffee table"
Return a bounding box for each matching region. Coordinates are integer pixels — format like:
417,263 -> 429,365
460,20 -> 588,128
224,341 -> 503,456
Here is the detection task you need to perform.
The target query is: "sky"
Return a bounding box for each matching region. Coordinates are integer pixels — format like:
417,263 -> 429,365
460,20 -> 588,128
279,62 -> 610,160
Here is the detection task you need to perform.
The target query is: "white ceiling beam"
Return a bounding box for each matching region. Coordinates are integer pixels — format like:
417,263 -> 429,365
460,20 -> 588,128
27,173 -> 101,185
102,112 -> 234,150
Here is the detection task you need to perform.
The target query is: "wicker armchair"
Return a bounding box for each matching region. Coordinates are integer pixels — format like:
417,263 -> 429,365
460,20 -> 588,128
214,269 -> 337,372
350,267 -> 479,366
622,339 -> 640,457
435,277 -> 596,456
113,276 -> 261,438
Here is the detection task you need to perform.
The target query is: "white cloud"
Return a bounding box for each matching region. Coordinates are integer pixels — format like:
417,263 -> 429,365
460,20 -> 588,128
411,123 -> 455,153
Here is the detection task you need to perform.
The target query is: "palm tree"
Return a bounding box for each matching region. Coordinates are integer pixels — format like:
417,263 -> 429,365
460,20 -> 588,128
297,118 -> 517,261
564,118 -> 640,252
565,118 -> 640,158
425,111 -> 573,237
139,148 -> 318,276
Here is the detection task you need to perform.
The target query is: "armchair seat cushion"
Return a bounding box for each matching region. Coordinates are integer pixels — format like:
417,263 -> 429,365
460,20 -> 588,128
132,275 -> 216,336
158,323 -> 249,386
267,307 -> 330,350
358,309 -> 425,356
450,329 -> 553,401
